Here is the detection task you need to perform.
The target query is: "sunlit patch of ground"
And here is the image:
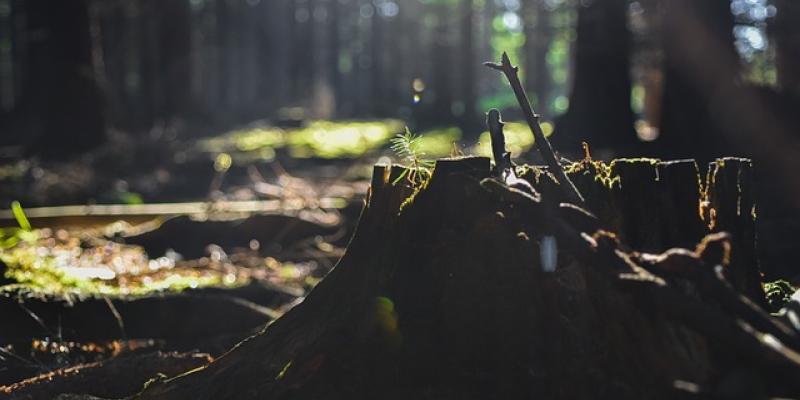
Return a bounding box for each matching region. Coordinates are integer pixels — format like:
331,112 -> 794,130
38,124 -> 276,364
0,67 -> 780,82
0,225 -> 330,298
198,119 -> 405,161
197,119 -> 546,165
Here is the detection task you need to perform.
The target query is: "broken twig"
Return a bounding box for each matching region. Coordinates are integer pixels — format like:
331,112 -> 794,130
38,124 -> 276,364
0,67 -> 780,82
485,52 -> 584,205
486,109 -> 537,195
487,109 -> 513,175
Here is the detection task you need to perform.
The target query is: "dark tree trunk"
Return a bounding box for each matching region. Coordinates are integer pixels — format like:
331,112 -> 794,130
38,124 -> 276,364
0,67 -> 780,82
369,2 -> 384,116
522,0 -> 551,114
290,0 -> 314,105
215,0 -> 230,111
554,0 -> 635,154
429,3 -> 455,126
459,0 -> 481,138
657,0 -> 739,163
24,0 -> 106,156
327,0 -> 341,115
157,0 -> 192,119
773,0 -> 800,96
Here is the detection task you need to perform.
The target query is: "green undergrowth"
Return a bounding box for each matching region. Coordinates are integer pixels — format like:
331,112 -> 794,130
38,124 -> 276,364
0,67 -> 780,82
1,236 -> 232,299
0,203 -> 240,299
199,120 -> 405,161
198,119 -> 551,166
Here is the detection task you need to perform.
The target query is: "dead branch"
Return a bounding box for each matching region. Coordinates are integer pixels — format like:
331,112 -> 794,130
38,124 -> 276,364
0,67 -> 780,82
484,52 -> 584,205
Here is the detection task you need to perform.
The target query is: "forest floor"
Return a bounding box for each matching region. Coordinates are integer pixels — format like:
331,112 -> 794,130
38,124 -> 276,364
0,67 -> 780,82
0,120 -> 798,397
0,118 -> 541,390
0,121 -> 400,388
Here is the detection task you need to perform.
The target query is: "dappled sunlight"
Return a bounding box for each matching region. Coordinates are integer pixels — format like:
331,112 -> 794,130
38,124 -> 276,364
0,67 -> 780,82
198,120 -> 404,161
474,121 -> 552,158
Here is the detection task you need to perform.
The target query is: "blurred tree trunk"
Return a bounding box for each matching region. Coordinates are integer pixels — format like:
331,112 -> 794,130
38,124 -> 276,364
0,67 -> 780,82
24,0 -> 106,156
370,2 -> 384,116
773,0 -> 800,96
99,2 -> 129,129
138,0 -> 158,129
157,0 -> 192,119
658,0 -> 739,162
522,0 -> 551,115
430,2 -> 455,125
290,0 -> 314,105
327,0 -> 341,115
460,0 -> 481,138
216,0 -> 233,112
554,0 -> 635,152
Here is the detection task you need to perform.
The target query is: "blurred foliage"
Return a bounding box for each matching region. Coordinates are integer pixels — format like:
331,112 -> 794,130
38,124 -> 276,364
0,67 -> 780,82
199,120 -> 405,161
0,203 -> 237,296
0,230 -> 231,297
473,121 -> 550,158
416,127 -> 463,158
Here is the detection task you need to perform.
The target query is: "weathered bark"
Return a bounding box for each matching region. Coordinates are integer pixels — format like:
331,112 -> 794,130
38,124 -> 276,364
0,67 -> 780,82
429,3 -> 456,125
122,156 -> 789,400
155,0 -> 192,119
703,158 -> 764,306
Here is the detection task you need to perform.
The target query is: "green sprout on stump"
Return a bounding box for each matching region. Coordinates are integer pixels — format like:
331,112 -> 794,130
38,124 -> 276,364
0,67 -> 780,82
390,128 -> 434,186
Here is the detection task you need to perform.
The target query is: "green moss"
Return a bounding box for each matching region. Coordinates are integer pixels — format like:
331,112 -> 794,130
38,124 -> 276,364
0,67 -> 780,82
0,228 -> 239,298
288,120 -> 404,159
764,279 -> 797,313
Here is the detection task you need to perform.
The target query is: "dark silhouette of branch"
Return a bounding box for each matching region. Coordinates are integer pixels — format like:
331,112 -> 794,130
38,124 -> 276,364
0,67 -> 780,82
486,109 -> 512,175
485,52 -> 584,205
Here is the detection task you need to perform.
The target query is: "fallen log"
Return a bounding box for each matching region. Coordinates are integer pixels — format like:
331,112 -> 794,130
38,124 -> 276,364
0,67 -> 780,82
115,155 -> 792,400
1,351 -> 211,400
0,290 -> 277,353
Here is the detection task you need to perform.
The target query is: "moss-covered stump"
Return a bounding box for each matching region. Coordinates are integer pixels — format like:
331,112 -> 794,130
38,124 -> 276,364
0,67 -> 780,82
117,156 -> 799,400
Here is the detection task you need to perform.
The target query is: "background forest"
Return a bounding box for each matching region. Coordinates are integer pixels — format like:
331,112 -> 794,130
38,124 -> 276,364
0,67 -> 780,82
0,0 -> 799,277
2,2 -> 800,396
1,0 -> 797,154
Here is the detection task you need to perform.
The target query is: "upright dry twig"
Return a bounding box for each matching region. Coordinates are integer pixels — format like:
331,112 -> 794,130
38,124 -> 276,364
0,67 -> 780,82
486,109 -> 537,196
486,109 -> 513,176
485,52 -> 584,205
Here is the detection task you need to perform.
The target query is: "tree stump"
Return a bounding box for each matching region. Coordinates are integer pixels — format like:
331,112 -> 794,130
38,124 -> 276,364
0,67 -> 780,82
121,156 -> 799,400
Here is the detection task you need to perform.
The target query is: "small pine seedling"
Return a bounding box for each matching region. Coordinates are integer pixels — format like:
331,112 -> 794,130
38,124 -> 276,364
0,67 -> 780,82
390,128 -> 434,185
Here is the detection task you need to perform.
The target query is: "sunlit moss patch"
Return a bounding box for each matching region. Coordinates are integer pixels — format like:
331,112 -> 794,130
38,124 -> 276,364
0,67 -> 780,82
0,226 -> 321,298
199,120 -> 404,161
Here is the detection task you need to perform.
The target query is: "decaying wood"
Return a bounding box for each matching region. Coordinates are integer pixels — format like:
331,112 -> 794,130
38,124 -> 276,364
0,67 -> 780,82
703,158 -> 764,306
107,155 -> 790,400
